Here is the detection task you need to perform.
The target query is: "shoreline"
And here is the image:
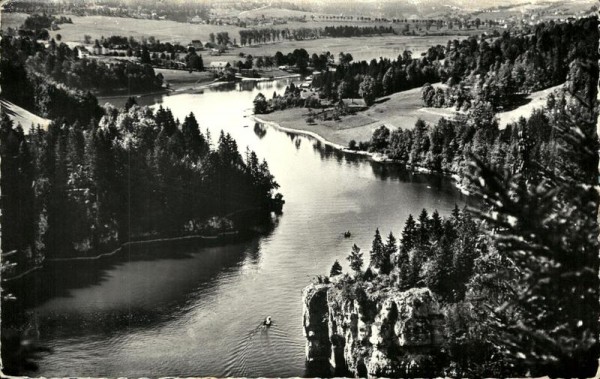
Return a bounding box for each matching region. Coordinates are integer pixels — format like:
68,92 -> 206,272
251,114 -> 470,194
251,115 -> 382,159
3,230 -> 245,282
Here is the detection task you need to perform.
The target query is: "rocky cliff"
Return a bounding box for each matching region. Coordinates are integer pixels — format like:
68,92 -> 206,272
302,281 -> 445,377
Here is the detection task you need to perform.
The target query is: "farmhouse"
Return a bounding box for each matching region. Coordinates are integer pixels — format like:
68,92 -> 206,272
207,61 -> 231,73
341,98 -> 368,111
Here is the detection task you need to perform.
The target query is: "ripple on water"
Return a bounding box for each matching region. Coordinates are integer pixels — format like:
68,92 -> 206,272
225,321 -> 294,377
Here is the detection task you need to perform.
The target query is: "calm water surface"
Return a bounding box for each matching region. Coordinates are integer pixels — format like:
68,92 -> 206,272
12,79 -> 466,377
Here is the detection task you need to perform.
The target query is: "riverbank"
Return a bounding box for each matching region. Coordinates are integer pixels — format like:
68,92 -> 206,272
3,229 -> 255,282
251,114 -> 383,160
251,114 -> 469,193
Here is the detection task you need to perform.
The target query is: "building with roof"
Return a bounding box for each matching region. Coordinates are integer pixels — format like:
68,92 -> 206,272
207,61 -> 231,73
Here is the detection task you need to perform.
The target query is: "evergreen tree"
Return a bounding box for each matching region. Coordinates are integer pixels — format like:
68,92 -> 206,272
181,112 -> 208,160
430,210 -> 443,242
397,247 -> 411,289
466,57 -> 599,375
330,260 -> 342,277
381,232 -> 396,275
425,243 -> 455,301
451,204 -> 461,223
347,244 -> 363,274
400,214 -> 417,254
369,228 -> 385,271
417,208 -> 430,247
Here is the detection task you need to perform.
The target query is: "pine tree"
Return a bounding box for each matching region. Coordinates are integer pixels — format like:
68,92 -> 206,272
451,203 -> 461,223
400,214 -> 417,254
417,208 -> 430,247
182,112 -> 208,159
381,232 -> 397,274
430,209 -> 443,242
425,243 -> 455,301
330,260 -> 342,276
347,244 -> 363,275
369,228 -> 385,271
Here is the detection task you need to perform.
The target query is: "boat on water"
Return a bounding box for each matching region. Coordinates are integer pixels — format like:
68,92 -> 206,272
343,231 -> 351,238
264,316 -> 272,327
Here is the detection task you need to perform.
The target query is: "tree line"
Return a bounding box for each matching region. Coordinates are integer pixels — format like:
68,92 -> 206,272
238,25 -> 395,46
21,13 -> 72,30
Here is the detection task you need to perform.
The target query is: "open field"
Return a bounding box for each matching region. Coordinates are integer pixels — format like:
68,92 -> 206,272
1,12 -> 37,31
200,34 -> 468,67
0,13 -> 248,45
229,35 -> 465,62
1,100 -> 50,132
496,83 -> 564,128
2,12 -> 470,61
0,11 -> 28,30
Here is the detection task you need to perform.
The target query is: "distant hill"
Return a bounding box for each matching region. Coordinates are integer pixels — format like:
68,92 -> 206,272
302,0 -> 596,19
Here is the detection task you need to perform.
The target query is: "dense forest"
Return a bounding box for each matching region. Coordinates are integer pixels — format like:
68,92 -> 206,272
422,17 -> 598,111
314,16 -> 599,377
1,103 -> 283,273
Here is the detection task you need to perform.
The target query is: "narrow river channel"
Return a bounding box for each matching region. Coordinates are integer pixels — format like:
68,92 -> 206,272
9,78 -> 467,377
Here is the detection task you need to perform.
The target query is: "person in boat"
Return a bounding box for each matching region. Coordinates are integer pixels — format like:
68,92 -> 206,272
263,316 -> 272,327
344,231 -> 351,238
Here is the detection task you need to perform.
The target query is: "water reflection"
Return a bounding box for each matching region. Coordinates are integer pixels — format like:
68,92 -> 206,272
253,122 -> 267,139
4,233 -> 270,327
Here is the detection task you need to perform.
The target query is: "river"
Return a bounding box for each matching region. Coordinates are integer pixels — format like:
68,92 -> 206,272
8,79 -> 467,377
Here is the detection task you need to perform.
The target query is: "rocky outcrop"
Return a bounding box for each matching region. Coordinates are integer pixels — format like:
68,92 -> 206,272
302,284 -> 331,363
302,282 -> 445,377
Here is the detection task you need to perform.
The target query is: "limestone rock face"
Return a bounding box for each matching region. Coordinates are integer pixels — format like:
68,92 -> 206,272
302,283 -> 444,377
302,283 -> 331,363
